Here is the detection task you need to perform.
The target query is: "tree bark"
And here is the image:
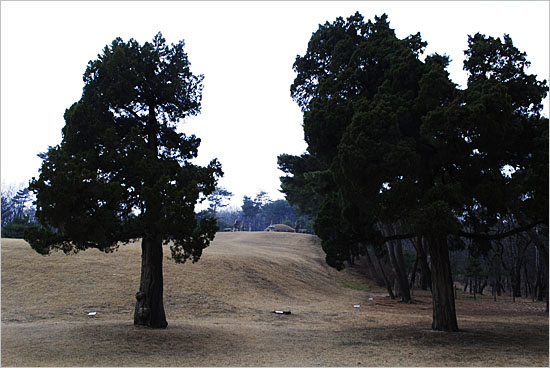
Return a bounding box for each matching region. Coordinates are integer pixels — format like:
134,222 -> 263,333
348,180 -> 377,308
413,236 -> 431,291
426,235 -> 459,332
134,234 -> 168,328
512,258 -> 522,298
535,247 -> 546,302
362,244 -> 384,287
395,239 -> 412,302
409,251 -> 419,289
133,103 -> 167,328
523,264 -> 532,298
373,250 -> 395,299
479,279 -> 487,295
387,242 -> 410,302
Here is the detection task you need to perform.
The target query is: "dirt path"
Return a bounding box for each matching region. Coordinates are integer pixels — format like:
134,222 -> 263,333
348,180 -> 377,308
2,233 -> 548,366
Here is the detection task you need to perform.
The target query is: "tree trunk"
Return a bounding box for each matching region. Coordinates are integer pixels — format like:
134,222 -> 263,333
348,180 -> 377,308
512,259 -> 522,298
134,235 -> 168,328
426,235 -> 459,332
387,241 -> 411,302
414,236 -> 431,291
395,239 -> 412,302
530,232 -> 548,308
362,244 -> 384,287
409,252 -> 419,290
479,279 -> 487,295
535,247 -> 546,302
373,250 -> 395,299
523,264 -> 532,298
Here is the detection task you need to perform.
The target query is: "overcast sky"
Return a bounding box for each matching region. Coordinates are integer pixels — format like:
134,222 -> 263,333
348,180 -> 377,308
2,1 -> 549,208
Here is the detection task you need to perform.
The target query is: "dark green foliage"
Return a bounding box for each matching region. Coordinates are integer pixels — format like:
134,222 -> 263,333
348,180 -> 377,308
278,153 -> 324,218
2,217 -> 39,239
263,199 -> 297,225
281,11 -> 548,331
283,11 -> 547,266
464,256 -> 485,280
313,193 -> 359,270
26,32 -> 222,261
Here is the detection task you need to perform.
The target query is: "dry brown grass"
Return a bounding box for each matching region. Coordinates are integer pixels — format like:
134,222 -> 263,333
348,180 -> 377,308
1,232 -> 548,366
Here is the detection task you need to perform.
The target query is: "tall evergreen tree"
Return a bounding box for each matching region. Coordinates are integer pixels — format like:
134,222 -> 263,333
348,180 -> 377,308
281,12 -> 548,331
25,33 -> 222,328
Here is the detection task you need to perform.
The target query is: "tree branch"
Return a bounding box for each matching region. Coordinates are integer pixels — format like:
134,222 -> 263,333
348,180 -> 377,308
120,105 -> 146,123
377,221 -> 540,244
383,233 -> 416,242
458,221 -> 541,241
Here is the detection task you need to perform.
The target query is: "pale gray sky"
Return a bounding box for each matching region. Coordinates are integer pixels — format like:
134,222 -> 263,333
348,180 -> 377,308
2,1 -> 548,208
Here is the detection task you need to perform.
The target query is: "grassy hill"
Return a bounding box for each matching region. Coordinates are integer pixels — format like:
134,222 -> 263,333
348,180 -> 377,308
0,233 -> 336,322
1,232 -> 548,366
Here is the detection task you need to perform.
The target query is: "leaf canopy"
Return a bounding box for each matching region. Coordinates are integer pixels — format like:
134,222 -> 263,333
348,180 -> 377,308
27,33 -> 222,263
280,12 -> 548,267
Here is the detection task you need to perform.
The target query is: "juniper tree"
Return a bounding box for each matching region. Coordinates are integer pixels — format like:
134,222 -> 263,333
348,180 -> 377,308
281,12 -> 547,331
25,33 -> 222,328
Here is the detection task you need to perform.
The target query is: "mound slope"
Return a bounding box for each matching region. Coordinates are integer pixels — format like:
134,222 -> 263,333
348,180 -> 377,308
0,232 -> 351,325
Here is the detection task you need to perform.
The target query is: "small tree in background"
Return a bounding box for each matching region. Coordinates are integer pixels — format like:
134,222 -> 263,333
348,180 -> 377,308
208,186 -> 233,215
25,33 -> 222,328
1,183 -> 37,237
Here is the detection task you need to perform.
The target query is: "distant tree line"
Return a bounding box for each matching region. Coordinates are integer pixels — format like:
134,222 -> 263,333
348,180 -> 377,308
197,187 -> 314,233
358,233 -> 547,306
452,227 -> 547,303
1,182 -> 313,238
1,183 -> 38,238
278,12 -> 548,331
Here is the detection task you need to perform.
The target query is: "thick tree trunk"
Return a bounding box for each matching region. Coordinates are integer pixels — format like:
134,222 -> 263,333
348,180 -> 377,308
426,235 -> 459,332
134,235 -> 168,328
134,105 -> 167,328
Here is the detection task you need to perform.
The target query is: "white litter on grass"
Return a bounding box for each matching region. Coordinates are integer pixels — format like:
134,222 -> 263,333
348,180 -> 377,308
368,297 -> 374,301
353,304 -> 361,308
274,310 -> 284,314
87,312 -> 97,316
